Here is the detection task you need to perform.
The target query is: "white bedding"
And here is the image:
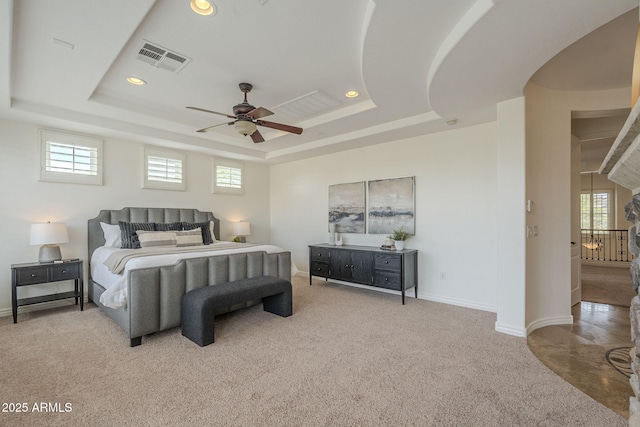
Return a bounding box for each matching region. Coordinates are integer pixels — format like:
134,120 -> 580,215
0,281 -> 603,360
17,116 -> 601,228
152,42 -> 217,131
91,242 -> 297,309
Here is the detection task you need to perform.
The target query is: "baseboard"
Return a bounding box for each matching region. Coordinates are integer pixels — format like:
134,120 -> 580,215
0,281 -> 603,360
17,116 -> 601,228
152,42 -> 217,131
494,321 -> 527,337
0,297 -> 90,319
421,294 -> 497,313
312,276 -> 497,313
526,315 -> 573,335
581,260 -> 631,269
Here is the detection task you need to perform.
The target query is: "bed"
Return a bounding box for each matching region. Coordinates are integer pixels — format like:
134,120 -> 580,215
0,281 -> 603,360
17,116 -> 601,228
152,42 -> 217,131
87,207 -> 292,346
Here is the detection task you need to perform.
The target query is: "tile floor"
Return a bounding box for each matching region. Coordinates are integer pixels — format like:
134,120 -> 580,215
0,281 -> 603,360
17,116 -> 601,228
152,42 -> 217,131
528,302 -> 633,419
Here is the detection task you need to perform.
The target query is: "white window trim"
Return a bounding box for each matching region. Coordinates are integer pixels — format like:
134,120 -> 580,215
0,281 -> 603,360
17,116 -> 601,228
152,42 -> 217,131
143,146 -> 186,191
212,158 -> 243,195
39,129 -> 103,186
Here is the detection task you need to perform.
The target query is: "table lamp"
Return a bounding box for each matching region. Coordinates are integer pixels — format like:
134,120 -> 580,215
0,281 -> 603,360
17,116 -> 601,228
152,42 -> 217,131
30,222 -> 69,263
231,221 -> 251,243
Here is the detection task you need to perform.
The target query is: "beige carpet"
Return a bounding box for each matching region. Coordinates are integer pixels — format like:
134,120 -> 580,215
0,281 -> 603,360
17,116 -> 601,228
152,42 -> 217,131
0,276 -> 626,426
582,264 -> 635,307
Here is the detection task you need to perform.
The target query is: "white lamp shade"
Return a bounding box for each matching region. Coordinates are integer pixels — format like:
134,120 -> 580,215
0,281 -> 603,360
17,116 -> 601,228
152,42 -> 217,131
30,223 -> 69,245
231,221 -> 251,236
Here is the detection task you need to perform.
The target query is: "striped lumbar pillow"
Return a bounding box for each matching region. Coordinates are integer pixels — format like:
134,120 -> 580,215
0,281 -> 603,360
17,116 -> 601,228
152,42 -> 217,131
175,228 -> 203,247
136,230 -> 177,248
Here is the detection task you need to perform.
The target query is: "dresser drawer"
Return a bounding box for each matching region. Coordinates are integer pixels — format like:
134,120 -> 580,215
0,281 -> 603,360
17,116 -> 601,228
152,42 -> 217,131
51,263 -> 79,281
310,261 -> 330,277
17,266 -> 49,285
310,247 -> 331,261
373,271 -> 401,290
374,254 -> 402,271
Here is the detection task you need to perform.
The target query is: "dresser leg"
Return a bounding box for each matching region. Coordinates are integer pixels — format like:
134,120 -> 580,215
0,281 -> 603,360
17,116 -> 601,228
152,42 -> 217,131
12,284 -> 17,323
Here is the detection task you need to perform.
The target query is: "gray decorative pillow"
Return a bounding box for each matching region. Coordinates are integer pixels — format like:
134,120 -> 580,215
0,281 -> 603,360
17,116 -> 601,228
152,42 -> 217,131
154,222 -> 183,231
182,221 -> 213,245
119,221 -> 155,249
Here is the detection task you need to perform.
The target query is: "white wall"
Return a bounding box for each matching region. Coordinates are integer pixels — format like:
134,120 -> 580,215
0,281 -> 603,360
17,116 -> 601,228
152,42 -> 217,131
270,122 -> 499,311
495,97 -> 526,336
524,83 -> 630,331
0,119 -> 271,315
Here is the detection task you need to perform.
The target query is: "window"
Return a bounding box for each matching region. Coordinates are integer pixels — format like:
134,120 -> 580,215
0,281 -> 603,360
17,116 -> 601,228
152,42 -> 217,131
39,129 -> 103,185
212,158 -> 243,195
580,191 -> 611,231
144,147 -> 186,191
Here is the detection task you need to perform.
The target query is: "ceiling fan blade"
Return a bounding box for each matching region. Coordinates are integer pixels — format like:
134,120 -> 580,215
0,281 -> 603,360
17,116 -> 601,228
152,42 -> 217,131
256,120 -> 303,135
196,122 -> 234,133
250,129 -> 265,143
186,106 -> 236,119
246,107 -> 274,119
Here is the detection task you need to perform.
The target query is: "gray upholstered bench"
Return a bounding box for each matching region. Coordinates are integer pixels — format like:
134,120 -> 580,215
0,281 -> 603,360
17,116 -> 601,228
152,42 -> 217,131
181,276 -> 292,346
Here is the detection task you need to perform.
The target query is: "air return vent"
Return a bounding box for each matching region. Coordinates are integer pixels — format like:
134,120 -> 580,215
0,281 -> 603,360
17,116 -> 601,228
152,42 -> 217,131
135,40 -> 191,73
272,90 -> 341,120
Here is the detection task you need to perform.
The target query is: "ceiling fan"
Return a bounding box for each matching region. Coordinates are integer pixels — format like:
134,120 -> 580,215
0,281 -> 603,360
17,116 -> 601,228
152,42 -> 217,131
186,82 -> 303,143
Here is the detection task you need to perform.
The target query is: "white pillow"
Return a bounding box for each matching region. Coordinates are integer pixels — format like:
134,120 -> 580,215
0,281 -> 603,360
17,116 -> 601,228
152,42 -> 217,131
100,222 -> 122,248
209,221 -> 217,242
176,228 -> 204,247
136,230 -> 177,248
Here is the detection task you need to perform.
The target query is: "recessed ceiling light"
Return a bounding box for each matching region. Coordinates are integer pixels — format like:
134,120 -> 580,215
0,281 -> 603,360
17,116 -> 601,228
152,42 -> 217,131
345,90 -> 359,98
190,0 -> 216,16
126,76 -> 146,86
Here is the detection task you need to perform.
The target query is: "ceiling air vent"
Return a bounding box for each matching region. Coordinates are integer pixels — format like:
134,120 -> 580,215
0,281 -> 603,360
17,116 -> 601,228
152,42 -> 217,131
135,41 -> 191,73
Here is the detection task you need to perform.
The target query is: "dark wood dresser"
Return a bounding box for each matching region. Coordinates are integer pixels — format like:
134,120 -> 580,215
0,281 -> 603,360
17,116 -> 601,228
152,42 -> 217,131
308,244 -> 417,304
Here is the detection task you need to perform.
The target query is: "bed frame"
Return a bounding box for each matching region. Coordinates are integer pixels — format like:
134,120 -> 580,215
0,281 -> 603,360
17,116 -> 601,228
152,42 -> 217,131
87,207 -> 291,346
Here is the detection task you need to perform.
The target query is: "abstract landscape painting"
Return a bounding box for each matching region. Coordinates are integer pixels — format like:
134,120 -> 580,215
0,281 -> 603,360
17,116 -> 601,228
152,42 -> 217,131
328,181 -> 365,233
367,176 -> 415,234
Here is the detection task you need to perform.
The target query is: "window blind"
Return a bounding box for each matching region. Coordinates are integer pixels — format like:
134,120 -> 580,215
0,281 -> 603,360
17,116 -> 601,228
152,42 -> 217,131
45,141 -> 98,176
147,156 -> 183,183
216,165 -> 242,188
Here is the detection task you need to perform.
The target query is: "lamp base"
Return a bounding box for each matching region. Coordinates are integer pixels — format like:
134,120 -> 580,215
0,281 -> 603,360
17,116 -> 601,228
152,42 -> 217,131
39,244 -> 62,263
234,236 -> 246,243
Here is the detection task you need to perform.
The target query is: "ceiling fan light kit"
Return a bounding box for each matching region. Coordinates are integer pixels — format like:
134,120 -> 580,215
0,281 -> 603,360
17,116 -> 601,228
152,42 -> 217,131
186,82 -> 303,143
234,119 -> 257,136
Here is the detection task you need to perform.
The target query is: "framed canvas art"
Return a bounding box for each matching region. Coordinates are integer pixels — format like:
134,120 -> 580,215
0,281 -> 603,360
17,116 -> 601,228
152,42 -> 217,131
367,176 -> 415,234
328,181 -> 366,233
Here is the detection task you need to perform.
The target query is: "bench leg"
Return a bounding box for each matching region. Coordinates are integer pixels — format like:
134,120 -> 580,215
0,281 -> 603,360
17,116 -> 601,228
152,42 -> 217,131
263,290 -> 292,317
130,337 -> 142,347
182,304 -> 216,347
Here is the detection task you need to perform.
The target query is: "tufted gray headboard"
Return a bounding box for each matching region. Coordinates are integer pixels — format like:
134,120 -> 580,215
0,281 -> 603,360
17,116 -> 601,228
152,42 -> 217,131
87,207 -> 220,277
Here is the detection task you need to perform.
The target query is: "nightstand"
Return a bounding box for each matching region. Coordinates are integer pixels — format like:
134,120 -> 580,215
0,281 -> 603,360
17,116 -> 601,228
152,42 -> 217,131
11,259 -> 83,323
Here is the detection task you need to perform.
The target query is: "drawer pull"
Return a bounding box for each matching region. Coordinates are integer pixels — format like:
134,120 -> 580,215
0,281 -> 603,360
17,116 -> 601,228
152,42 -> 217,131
31,274 -> 36,277
61,270 -> 67,274
385,278 -> 389,282
385,260 -> 389,264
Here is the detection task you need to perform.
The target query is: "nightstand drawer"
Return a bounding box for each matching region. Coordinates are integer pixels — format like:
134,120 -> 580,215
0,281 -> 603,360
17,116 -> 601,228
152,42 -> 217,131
51,263 -> 79,280
17,266 -> 49,285
374,254 -> 402,271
